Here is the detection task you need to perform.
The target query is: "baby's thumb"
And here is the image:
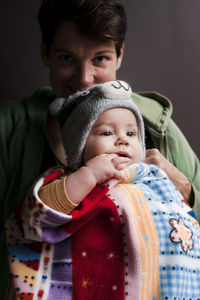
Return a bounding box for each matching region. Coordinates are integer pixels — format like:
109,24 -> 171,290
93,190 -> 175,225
114,170 -> 127,183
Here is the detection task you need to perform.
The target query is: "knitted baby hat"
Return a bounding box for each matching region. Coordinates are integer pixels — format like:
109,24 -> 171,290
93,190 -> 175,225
49,80 -> 145,171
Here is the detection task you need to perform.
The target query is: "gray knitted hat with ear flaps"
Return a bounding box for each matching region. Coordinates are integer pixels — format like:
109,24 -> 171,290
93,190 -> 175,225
52,80 -> 146,172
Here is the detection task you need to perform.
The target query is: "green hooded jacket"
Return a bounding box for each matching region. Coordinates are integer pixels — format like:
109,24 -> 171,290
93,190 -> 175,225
0,87 -> 200,299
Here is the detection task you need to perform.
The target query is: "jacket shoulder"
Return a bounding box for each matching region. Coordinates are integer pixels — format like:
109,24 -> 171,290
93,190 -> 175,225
132,91 -> 173,134
23,87 -> 55,121
0,87 -> 55,125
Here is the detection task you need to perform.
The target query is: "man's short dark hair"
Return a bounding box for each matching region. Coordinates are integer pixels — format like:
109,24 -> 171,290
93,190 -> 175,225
37,0 -> 127,57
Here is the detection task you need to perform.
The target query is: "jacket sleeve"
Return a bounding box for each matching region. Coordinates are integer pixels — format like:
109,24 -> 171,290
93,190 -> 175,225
0,98 -> 46,231
0,101 -> 26,230
38,176 -> 78,214
166,118 -> 200,221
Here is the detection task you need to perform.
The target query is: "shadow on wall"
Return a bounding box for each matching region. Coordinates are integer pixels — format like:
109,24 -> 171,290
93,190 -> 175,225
0,0 -> 200,158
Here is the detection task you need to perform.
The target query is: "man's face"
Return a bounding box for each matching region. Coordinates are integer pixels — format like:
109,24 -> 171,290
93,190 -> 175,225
83,108 -> 142,166
41,21 -> 124,98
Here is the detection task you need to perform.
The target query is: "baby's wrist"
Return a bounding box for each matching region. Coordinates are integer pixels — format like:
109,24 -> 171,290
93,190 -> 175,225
81,165 -> 97,186
65,166 -> 97,205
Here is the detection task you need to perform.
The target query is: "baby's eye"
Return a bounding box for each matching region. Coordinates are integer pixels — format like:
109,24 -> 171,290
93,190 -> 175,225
101,131 -> 112,136
127,132 -> 134,137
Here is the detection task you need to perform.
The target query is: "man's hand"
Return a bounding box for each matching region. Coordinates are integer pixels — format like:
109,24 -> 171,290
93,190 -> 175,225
85,153 -> 130,184
144,149 -> 193,206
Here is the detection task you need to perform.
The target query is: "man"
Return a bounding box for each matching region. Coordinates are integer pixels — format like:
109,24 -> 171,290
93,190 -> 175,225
1,0 -> 200,298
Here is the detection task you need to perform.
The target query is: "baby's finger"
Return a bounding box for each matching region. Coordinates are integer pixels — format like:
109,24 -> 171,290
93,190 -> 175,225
112,156 -> 130,167
105,153 -> 119,160
116,162 -> 131,171
112,170 -> 126,181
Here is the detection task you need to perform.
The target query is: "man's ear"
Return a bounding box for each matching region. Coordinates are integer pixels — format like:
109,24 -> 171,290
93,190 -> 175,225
40,42 -> 50,67
116,43 -> 125,71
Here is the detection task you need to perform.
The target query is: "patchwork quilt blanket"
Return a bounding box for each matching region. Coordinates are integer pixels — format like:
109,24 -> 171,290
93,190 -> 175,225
6,163 -> 200,299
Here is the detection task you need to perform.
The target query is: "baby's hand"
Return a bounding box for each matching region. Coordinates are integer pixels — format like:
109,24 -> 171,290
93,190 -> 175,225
85,154 -> 130,184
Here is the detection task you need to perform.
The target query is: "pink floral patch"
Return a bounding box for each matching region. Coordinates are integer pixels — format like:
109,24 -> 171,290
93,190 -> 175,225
169,217 -> 193,253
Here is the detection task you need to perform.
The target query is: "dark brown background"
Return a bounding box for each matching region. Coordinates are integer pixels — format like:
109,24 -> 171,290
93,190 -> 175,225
0,0 -> 200,158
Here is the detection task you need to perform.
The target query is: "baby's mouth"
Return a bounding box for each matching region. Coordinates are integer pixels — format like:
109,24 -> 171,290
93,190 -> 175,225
116,151 -> 130,158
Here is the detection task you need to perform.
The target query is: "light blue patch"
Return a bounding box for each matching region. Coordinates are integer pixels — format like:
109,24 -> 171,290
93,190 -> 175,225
138,199 -> 143,204
128,167 -> 133,173
152,297 -> 157,300
143,236 -> 149,241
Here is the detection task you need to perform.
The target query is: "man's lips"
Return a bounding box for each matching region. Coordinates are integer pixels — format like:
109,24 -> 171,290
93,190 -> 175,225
64,85 -> 76,93
63,84 -> 91,95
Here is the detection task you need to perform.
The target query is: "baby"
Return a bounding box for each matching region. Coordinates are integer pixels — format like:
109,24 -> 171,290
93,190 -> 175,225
39,80 -> 145,214
6,81 -> 200,299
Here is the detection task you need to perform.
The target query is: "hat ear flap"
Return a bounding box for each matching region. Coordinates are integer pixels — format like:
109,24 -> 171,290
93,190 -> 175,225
49,98 -> 65,116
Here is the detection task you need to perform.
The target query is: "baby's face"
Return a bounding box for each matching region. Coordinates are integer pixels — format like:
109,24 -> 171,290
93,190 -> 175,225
83,108 -> 142,166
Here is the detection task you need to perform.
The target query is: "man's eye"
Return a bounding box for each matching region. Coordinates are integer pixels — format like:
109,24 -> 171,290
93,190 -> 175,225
94,56 -> 106,63
58,55 -> 74,63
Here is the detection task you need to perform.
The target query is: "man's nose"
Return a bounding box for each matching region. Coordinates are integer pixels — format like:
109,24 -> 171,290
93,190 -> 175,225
78,62 -> 94,89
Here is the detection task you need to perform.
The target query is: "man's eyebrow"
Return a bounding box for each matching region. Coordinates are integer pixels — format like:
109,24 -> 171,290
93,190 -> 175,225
53,49 -> 115,55
94,50 -> 115,55
54,49 -> 73,53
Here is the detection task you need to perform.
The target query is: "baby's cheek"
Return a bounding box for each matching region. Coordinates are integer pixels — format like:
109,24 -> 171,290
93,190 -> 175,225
93,143 -> 107,156
132,143 -> 143,163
